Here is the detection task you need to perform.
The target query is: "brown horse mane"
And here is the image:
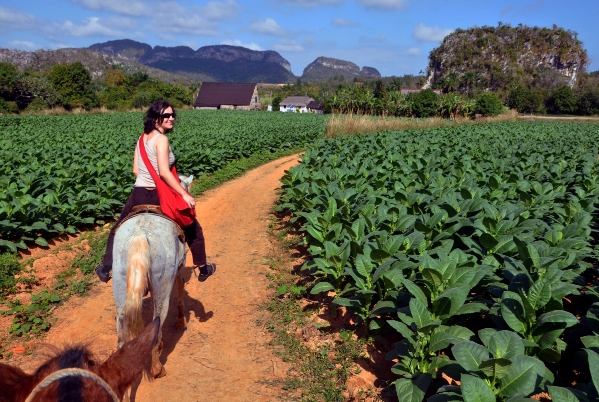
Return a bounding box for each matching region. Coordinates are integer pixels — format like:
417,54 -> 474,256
0,318 -> 159,402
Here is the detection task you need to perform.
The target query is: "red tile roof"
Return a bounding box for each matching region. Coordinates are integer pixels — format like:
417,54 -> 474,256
194,82 -> 257,107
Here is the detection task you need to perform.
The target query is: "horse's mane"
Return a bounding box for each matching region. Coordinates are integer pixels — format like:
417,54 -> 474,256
0,318 -> 159,402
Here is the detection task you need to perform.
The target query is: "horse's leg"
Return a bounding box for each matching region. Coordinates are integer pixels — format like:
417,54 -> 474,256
150,329 -> 166,378
175,271 -> 187,329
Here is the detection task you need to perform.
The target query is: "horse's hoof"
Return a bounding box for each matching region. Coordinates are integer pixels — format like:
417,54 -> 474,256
153,366 -> 167,378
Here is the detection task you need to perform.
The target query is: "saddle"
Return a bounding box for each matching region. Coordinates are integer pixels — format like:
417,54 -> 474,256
115,204 -> 186,243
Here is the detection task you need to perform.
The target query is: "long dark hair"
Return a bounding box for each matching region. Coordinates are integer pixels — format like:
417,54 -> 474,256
143,99 -> 175,134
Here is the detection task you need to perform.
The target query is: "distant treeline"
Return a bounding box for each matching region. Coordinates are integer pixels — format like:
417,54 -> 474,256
0,61 -> 197,114
265,71 -> 599,118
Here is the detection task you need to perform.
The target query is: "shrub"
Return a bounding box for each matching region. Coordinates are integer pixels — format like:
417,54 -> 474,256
577,89 -> 599,115
24,97 -> 49,113
0,252 -> 22,297
410,89 -> 440,118
0,98 -> 18,114
546,85 -> 577,114
474,92 -> 503,116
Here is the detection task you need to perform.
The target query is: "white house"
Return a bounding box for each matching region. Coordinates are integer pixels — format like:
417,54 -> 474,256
279,96 -> 315,113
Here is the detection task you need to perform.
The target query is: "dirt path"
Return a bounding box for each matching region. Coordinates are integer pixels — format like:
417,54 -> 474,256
12,154 -> 301,401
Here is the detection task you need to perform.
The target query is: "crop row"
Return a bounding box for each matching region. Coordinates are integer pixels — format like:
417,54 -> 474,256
0,110 -> 326,251
278,121 -> 599,401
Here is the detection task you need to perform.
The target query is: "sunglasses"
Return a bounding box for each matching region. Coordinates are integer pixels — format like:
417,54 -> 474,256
161,113 -> 176,119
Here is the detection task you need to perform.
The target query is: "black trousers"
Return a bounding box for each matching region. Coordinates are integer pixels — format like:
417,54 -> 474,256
101,187 -> 207,267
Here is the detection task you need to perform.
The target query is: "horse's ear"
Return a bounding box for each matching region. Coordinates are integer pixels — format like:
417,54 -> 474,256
99,317 -> 160,398
184,175 -> 193,186
0,362 -> 35,402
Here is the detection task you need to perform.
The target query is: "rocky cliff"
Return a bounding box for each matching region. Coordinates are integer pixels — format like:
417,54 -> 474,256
89,40 -> 294,83
423,24 -> 588,92
301,56 -> 381,81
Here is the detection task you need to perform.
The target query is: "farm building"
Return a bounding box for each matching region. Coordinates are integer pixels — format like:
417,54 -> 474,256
280,96 -> 315,113
194,82 -> 261,110
307,100 -> 324,114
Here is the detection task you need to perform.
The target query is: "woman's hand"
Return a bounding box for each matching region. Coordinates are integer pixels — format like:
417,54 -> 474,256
182,193 -> 196,209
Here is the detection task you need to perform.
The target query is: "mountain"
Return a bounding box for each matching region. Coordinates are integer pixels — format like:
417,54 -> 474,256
301,56 -> 381,81
424,23 -> 588,93
0,47 -> 195,85
89,40 -> 295,83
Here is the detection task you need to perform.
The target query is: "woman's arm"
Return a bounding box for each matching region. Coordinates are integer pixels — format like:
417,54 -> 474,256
133,145 -> 140,178
155,136 -> 195,208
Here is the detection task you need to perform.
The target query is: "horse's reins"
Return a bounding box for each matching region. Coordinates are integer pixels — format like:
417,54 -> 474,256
25,367 -> 120,402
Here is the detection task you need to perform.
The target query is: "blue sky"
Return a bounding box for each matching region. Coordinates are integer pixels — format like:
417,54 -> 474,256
1,0 -> 598,77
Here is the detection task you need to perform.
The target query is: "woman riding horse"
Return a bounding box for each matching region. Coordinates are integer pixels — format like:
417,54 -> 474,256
95,99 -> 216,283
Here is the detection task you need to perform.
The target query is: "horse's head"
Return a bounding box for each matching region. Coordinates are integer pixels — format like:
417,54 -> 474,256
0,318 -> 160,402
178,174 -> 194,193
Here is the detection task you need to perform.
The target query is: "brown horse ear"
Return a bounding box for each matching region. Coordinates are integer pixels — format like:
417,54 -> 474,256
0,363 -> 35,402
99,317 -> 160,398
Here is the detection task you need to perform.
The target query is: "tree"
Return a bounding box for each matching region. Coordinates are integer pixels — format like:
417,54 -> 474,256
0,62 -> 18,96
474,92 -> 503,116
49,62 -> 98,109
410,89 -> 440,118
272,94 -> 283,111
546,85 -> 577,114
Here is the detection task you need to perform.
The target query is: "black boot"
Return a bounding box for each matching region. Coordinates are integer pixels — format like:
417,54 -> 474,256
95,264 -> 112,283
198,263 -> 216,282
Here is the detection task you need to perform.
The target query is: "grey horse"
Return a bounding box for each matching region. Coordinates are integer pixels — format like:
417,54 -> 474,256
112,175 -> 193,380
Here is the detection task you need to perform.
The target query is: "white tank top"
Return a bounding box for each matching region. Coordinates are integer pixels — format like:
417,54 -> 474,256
134,133 -> 176,188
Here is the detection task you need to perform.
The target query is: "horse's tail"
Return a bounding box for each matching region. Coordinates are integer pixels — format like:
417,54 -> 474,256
123,235 -> 150,343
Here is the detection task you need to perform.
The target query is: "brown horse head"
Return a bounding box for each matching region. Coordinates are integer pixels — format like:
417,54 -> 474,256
0,318 -> 159,402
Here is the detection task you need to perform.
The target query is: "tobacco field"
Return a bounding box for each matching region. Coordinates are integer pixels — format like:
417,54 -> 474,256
0,110 -> 326,252
278,121 -> 599,401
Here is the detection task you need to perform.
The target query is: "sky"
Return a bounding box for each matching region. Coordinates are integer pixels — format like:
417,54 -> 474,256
1,0 -> 598,77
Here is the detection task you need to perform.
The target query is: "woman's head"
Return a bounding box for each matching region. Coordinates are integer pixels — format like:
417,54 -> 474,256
143,99 -> 177,133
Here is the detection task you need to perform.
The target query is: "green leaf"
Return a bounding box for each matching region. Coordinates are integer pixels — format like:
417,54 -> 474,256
395,374 -> 432,402
500,291 -> 527,334
430,330 -> 463,352
402,278 -> 428,306
460,374 -> 496,402
535,310 -> 578,328
479,233 -> 499,251
488,330 -> 524,360
388,320 -> 416,343
498,355 -> 545,398
527,279 -> 551,311
587,348 -> 599,394
547,386 -> 588,402
410,298 -> 432,329
478,358 -> 512,380
451,341 -> 490,372
34,237 -> 49,247
433,287 -> 469,321
310,282 -> 335,294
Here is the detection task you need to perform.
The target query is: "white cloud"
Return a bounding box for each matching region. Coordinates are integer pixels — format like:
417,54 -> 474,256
248,18 -> 285,36
0,6 -> 36,31
158,14 -> 219,36
331,18 -> 359,27
201,0 -> 242,20
277,0 -> 344,8
358,0 -> 407,10
359,34 -> 387,43
60,17 -> 127,37
222,39 -> 263,51
9,40 -> 37,50
273,40 -> 303,52
70,0 -> 149,17
405,47 -> 420,55
413,23 -> 453,42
